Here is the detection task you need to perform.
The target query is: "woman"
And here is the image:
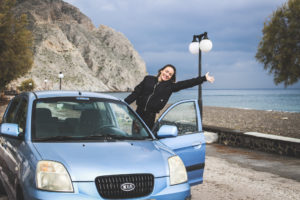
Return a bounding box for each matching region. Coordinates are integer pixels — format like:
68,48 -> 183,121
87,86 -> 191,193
125,64 -> 215,129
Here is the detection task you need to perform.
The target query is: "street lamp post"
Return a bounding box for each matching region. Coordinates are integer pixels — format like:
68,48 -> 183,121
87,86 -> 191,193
189,32 -> 212,121
44,79 -> 48,90
58,72 -> 64,90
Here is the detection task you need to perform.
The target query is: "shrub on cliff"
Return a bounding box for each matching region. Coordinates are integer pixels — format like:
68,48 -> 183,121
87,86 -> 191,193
17,78 -> 35,92
0,0 -> 33,92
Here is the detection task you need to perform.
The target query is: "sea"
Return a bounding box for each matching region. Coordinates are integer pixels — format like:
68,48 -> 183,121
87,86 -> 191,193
106,89 -> 300,113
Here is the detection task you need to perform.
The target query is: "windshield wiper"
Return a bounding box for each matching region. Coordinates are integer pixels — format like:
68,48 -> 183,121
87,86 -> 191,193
79,134 -> 118,141
34,134 -> 153,142
33,135 -> 116,142
34,136 -> 77,142
127,136 -> 153,140
82,134 -> 151,141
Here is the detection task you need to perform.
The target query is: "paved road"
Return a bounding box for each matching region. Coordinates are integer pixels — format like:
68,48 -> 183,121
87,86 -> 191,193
191,144 -> 300,199
1,144 -> 299,200
207,143 -> 300,181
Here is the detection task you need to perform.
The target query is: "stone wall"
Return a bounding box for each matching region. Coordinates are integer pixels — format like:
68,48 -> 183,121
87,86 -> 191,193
203,125 -> 300,158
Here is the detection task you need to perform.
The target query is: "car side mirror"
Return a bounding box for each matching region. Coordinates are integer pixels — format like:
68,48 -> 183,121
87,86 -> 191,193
157,125 -> 178,138
0,123 -> 20,137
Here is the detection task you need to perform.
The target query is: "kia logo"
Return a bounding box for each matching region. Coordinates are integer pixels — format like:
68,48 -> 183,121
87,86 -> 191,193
120,183 -> 135,192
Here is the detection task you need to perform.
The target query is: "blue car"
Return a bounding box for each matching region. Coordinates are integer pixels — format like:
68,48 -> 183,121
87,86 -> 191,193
0,91 -> 206,200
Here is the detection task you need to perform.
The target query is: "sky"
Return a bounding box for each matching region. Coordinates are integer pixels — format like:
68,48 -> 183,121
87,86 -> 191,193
64,0 -> 300,89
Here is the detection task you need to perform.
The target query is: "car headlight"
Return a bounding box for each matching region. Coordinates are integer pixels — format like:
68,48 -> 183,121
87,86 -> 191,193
168,156 -> 188,185
36,161 -> 73,192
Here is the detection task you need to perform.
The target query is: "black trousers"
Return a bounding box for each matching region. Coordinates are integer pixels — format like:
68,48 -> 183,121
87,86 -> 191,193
136,107 -> 156,130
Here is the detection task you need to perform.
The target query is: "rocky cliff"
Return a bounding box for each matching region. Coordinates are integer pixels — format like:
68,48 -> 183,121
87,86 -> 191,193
12,0 -> 147,91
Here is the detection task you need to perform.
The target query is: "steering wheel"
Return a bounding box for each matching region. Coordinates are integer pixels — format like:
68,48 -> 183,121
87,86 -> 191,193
94,125 -> 127,136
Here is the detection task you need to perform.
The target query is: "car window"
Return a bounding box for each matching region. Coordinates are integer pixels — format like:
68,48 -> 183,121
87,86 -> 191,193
157,102 -> 198,135
32,97 -> 151,141
3,97 -> 21,123
109,103 -> 148,137
14,98 -> 28,133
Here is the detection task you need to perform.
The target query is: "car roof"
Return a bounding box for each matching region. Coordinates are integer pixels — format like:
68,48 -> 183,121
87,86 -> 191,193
31,91 -> 120,101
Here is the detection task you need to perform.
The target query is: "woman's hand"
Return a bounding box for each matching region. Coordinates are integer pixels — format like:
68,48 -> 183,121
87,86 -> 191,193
205,72 -> 215,83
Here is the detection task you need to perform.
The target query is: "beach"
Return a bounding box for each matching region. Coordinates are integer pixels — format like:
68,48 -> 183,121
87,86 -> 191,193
107,89 -> 300,139
202,106 -> 300,139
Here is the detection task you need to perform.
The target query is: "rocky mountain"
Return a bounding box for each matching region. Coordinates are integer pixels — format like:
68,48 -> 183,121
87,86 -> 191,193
11,0 -> 147,91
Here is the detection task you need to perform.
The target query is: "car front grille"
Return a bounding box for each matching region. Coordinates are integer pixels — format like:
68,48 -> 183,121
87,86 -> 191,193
95,174 -> 154,199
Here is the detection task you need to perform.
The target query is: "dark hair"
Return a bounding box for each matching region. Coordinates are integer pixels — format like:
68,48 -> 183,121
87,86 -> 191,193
157,64 -> 177,82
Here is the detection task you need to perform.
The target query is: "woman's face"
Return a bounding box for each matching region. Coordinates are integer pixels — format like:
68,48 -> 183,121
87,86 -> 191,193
159,66 -> 174,82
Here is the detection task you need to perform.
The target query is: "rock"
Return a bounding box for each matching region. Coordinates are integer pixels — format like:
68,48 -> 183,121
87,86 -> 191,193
11,0 -> 147,91
204,131 -> 219,144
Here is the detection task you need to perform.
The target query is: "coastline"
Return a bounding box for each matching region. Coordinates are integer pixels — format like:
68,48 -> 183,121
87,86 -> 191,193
105,89 -> 300,113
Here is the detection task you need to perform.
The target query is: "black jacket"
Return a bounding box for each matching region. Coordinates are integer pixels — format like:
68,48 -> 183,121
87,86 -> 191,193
124,75 -> 207,113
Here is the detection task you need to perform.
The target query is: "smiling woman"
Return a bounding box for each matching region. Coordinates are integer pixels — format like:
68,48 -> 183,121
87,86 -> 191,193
125,64 -> 214,129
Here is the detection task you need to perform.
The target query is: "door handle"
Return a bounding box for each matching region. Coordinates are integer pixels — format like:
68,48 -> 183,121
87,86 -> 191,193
192,142 -> 202,149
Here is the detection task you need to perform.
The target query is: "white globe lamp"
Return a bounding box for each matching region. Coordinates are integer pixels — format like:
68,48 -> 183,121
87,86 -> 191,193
199,39 -> 213,52
58,72 -> 64,90
189,42 -> 199,54
58,72 -> 64,79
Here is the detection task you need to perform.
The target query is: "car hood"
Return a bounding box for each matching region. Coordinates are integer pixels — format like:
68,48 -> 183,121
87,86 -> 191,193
33,140 -> 174,181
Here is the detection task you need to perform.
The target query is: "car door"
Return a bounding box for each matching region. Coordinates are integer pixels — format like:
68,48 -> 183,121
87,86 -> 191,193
153,99 -> 205,186
0,95 -> 28,199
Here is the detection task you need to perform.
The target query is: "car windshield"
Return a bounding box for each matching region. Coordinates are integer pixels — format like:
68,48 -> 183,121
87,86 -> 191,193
32,97 -> 152,141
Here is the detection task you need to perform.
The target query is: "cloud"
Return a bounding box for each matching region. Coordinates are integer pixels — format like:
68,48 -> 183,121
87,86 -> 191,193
100,4 -> 116,11
64,0 -> 300,88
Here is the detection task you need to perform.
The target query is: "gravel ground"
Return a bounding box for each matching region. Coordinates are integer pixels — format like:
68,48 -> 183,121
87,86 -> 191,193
203,106 -> 300,139
191,155 -> 300,200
